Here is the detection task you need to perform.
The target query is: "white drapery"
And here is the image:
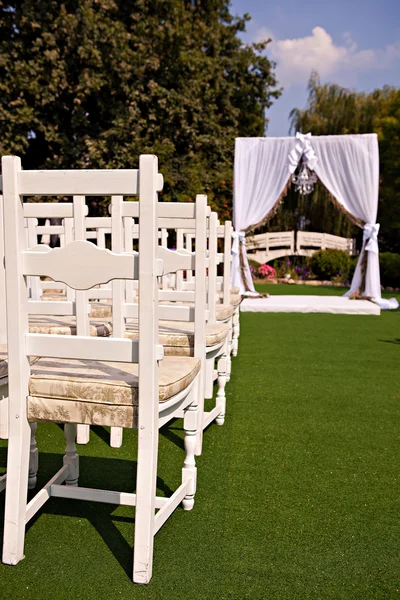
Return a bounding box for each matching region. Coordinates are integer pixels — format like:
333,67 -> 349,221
232,133 -> 396,309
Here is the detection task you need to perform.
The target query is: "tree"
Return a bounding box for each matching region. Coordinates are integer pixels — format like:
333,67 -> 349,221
373,88 -> 400,253
0,0 -> 281,218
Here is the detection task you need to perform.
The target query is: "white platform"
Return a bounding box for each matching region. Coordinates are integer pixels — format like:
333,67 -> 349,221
240,295 -> 381,315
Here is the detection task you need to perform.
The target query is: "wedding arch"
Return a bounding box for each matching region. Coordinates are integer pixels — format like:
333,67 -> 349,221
231,132 -> 391,309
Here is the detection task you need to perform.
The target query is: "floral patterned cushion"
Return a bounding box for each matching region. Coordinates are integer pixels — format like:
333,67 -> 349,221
125,320 -> 229,351
229,294 -> 242,308
217,293 -> 242,308
215,304 -> 234,321
40,294 -> 67,301
28,316 -> 112,337
27,356 -> 201,427
91,299 -> 235,321
90,303 -> 112,319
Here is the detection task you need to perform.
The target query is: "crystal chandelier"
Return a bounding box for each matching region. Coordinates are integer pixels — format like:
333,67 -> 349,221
292,157 -> 318,195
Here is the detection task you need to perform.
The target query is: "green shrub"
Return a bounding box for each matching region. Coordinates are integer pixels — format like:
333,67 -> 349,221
310,249 -> 352,281
348,256 -> 358,282
379,253 -> 400,288
247,258 -> 262,280
247,258 -> 262,270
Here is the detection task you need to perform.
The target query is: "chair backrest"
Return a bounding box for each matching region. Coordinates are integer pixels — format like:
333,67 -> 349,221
0,196 -> 85,341
171,210 -> 219,322
0,195 -> 6,343
217,221 -> 233,305
116,196 -> 208,360
1,155 -> 164,426
24,201 -> 86,303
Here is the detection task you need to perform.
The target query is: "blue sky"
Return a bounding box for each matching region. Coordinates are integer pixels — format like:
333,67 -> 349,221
230,0 -> 400,136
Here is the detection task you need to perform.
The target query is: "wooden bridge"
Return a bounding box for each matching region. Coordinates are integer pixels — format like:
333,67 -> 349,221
246,231 -> 356,264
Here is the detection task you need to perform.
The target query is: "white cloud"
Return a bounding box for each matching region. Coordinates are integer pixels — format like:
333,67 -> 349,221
254,26 -> 400,88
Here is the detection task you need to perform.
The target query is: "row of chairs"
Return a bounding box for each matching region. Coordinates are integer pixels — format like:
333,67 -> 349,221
0,155 -> 241,584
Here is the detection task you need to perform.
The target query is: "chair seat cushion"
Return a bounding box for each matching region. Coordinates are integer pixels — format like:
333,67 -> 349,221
91,301 -> 234,321
27,356 -> 201,427
40,294 -> 67,301
218,293 -> 242,308
215,304 -> 234,321
0,345 -> 39,379
125,320 -> 229,355
28,316 -> 112,337
90,303 -> 112,319
228,294 -> 242,308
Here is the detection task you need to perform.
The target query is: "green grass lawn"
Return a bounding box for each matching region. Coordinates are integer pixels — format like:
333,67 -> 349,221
0,293 -> 399,598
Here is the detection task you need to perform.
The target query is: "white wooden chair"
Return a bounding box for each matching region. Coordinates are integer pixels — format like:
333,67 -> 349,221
111,195 -> 218,453
152,211 -> 231,454
217,221 -> 241,358
1,154 -> 201,584
0,199 -> 113,441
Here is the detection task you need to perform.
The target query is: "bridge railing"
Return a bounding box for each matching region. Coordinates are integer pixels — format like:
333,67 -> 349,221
246,230 -> 356,263
297,231 -> 356,256
246,231 -> 295,264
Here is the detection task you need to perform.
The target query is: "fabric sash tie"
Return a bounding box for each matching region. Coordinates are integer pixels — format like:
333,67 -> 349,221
232,231 -> 245,255
363,223 -> 380,253
288,132 -> 318,174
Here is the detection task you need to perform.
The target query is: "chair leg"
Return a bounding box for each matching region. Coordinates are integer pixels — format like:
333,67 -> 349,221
0,385 -> 8,439
204,356 -> 214,399
28,422 -> 38,489
110,426 -> 123,448
226,318 -> 233,383
232,309 -> 239,357
216,353 -> 227,426
133,413 -> 158,584
76,423 -> 90,445
182,380 -> 198,510
226,352 -> 232,383
194,367 -> 205,457
64,424 -> 79,487
2,415 -> 31,565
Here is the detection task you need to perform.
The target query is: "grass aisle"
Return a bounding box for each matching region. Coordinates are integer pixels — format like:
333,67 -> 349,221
0,308 -> 399,598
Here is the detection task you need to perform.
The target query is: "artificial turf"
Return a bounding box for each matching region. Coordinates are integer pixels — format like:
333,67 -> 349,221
0,295 -> 399,598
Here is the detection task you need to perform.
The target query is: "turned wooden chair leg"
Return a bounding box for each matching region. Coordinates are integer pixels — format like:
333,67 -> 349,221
226,317 -> 233,382
182,380 -> 198,510
28,422 -> 38,489
2,415 -> 31,565
194,368 -> 205,457
232,309 -> 240,357
204,356 -> 215,399
133,416 -> 158,584
216,352 -> 228,426
64,423 -> 79,487
76,423 -> 90,445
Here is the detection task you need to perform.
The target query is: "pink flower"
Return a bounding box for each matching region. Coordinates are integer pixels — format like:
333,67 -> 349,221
258,263 -> 276,279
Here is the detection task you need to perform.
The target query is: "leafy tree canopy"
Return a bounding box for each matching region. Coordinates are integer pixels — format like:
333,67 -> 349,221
0,0 -> 281,218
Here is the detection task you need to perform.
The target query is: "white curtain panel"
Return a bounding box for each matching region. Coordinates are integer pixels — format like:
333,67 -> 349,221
233,133 -> 397,308
232,137 -> 295,293
310,134 -> 384,305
